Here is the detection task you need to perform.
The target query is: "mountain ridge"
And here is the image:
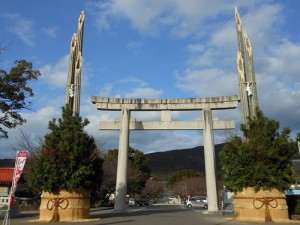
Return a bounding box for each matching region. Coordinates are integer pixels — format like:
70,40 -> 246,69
0,144 -> 226,177
146,144 -> 225,177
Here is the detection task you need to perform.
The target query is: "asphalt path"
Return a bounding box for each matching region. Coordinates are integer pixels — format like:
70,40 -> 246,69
0,204 -> 297,225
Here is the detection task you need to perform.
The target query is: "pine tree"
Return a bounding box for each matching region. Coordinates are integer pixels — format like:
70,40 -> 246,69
220,109 -> 296,192
30,106 -> 102,193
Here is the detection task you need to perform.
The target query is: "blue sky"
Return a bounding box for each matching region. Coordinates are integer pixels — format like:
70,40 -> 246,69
1,0 -> 300,158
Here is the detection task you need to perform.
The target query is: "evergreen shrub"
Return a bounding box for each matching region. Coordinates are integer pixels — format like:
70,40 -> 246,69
220,110 -> 295,192
29,106 -> 102,193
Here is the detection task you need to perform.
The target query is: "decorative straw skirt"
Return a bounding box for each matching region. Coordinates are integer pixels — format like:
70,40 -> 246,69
233,187 -> 296,223
39,190 -> 90,222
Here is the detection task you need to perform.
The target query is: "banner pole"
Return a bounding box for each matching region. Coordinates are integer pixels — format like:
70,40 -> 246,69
2,151 -> 28,225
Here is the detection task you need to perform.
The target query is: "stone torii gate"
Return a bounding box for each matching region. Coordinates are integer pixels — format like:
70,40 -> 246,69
91,95 -> 239,213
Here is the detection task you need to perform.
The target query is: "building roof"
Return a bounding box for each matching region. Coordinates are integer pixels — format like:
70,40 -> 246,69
0,168 -> 14,182
0,159 -> 15,167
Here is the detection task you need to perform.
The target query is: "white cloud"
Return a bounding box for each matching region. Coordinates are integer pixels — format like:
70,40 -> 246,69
125,87 -> 163,98
126,41 -> 143,54
22,107 -> 60,132
117,76 -> 147,86
130,130 -> 201,153
88,0 -> 240,38
3,13 -> 35,47
0,106 -> 60,158
260,86 -> 300,129
266,40 -> 300,83
187,47 -> 219,67
126,41 -> 143,49
99,76 -> 163,98
184,2 -> 285,71
240,3 -> 283,43
39,55 -> 69,88
175,69 -> 238,97
87,0 -> 277,39
256,69 -> 300,122
131,111 -> 160,121
210,20 -> 236,49
187,44 -> 205,53
42,27 -> 58,38
98,83 -> 113,97
86,0 -> 117,30
82,103 -> 123,151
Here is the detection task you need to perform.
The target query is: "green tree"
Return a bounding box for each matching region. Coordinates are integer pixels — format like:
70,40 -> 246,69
290,133 -> 300,185
127,148 -> 151,195
0,60 -> 40,138
100,147 -> 150,198
168,169 -> 201,186
29,106 -> 103,194
292,133 -> 300,160
220,109 -> 296,192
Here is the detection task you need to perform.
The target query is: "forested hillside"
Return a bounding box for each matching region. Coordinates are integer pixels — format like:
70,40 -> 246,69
146,144 -> 225,177
1,144 -> 226,178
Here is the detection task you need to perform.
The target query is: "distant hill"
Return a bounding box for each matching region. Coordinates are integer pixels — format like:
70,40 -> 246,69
1,144 -> 226,178
146,144 -> 225,177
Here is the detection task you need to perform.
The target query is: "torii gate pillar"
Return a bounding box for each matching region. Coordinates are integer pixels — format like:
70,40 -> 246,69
114,109 -> 131,212
203,108 -> 218,212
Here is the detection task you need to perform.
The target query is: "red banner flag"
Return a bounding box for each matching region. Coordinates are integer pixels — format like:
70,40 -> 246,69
9,150 -> 28,205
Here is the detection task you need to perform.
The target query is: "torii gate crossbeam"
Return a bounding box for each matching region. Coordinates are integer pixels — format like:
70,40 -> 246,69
100,120 -> 234,130
91,95 -> 239,111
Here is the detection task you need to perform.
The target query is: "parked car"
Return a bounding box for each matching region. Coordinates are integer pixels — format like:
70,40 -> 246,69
128,198 -> 137,206
140,199 -> 150,206
192,196 -> 207,203
186,196 -> 208,209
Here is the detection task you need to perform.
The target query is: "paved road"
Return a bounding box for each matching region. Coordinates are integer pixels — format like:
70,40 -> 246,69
0,204 -> 297,225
